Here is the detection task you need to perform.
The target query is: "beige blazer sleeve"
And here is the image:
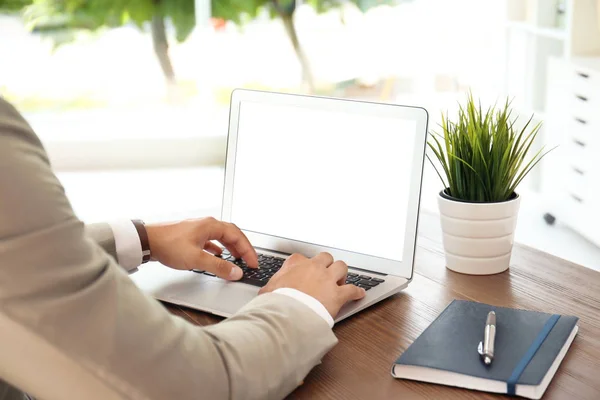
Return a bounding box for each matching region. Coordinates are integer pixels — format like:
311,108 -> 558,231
0,98 -> 338,400
86,223 -> 119,262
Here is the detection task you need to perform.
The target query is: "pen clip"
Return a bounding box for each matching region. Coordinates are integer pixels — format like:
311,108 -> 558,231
477,341 -> 484,356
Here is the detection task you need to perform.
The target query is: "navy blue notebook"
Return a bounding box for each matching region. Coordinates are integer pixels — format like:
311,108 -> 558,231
392,300 -> 579,399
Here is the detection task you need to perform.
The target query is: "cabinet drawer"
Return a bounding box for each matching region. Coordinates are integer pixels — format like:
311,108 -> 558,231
569,93 -> 599,123
560,190 -> 587,224
562,139 -> 594,171
571,67 -> 600,99
563,166 -> 588,200
560,184 -> 600,247
566,117 -> 596,145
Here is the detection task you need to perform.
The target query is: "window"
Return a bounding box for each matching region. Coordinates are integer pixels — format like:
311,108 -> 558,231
3,0 -> 596,269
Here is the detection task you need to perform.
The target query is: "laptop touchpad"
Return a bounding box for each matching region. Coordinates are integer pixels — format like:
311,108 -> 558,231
131,263 -> 260,316
172,275 -> 260,316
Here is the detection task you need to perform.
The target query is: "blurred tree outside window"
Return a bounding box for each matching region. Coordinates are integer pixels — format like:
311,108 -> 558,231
3,0 -> 404,98
215,0 -> 407,93
3,0 -> 196,99
0,0 -> 504,172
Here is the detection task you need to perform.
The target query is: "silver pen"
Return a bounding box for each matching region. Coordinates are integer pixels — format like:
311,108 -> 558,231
477,311 -> 496,365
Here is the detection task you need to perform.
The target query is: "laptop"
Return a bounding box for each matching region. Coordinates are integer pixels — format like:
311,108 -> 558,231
130,89 -> 428,322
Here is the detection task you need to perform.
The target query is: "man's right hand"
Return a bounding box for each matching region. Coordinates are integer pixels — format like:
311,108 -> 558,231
259,252 -> 367,319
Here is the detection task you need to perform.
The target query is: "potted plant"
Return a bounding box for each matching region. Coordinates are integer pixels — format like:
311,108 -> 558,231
427,94 -> 551,275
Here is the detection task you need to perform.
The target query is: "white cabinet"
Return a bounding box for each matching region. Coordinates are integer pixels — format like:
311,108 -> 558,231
504,0 -> 600,115
544,57 -> 600,247
505,0 -> 600,247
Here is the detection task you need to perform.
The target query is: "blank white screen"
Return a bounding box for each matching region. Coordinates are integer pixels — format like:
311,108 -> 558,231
231,101 -> 417,261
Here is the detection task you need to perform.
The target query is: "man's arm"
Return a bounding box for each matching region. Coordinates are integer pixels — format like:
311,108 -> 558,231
85,223 -> 118,262
86,221 -> 143,272
0,98 -> 338,400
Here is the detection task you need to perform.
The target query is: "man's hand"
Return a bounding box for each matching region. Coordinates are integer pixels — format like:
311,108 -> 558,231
145,217 -> 258,280
259,252 -> 367,318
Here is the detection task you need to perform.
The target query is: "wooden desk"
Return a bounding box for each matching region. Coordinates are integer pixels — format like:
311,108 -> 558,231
166,212 -> 600,399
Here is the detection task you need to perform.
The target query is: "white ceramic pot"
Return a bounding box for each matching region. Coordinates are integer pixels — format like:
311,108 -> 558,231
437,190 -> 521,275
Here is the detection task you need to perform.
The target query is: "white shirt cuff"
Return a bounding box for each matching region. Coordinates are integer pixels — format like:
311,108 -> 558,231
108,220 -> 143,272
273,288 -> 334,328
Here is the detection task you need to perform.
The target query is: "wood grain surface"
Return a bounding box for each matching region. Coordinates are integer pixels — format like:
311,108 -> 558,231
165,211 -> 600,399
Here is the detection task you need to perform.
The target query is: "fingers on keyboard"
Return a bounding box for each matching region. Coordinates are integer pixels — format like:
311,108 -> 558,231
209,252 -> 386,291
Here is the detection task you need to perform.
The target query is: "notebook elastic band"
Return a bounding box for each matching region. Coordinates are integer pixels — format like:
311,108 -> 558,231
506,314 -> 560,396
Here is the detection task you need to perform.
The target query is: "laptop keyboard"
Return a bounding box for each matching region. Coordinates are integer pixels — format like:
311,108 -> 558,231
193,251 -> 385,290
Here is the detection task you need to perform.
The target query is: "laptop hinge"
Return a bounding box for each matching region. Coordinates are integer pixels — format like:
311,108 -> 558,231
347,266 -> 387,276
255,247 -> 292,257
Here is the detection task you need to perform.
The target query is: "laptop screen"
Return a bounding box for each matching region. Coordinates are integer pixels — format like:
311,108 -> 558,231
229,100 -> 418,262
